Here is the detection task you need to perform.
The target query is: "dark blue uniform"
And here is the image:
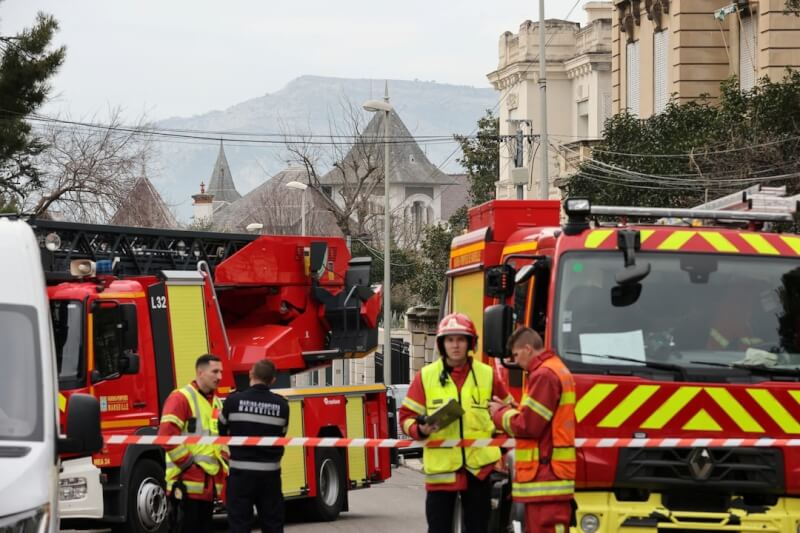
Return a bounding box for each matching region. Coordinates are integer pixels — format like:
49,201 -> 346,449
219,384 -> 290,533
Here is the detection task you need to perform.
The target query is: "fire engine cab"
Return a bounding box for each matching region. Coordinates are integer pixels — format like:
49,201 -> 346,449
446,198 -> 800,532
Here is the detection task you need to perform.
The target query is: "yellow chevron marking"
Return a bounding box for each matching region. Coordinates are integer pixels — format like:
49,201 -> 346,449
585,229 -> 614,249
781,236 -> 800,255
58,393 -> 67,413
705,387 -> 764,433
748,389 -> 800,433
790,391 -> 800,406
576,384 -> 617,422
741,234 -> 779,255
699,232 -> 738,253
641,387 -> 702,429
682,409 -> 722,431
640,230 -> 655,243
597,385 -> 659,428
503,242 -> 539,256
658,231 -> 696,251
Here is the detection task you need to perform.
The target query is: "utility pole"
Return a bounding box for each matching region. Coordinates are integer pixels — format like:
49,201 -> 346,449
538,0 -> 550,200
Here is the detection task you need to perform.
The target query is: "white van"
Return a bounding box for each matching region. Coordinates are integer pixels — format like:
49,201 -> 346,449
0,218 -> 101,532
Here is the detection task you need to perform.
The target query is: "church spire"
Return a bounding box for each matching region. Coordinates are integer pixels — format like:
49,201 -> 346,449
206,140 -> 241,205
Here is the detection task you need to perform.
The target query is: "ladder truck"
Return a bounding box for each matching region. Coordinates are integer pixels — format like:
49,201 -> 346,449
28,219 -> 391,533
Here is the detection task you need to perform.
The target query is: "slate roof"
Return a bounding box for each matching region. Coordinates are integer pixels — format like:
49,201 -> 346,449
213,167 -> 347,236
317,109 -> 453,186
207,141 -> 242,205
110,177 -> 179,229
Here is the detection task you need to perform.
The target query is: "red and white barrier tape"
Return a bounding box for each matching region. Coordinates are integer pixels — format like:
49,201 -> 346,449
105,435 -> 800,449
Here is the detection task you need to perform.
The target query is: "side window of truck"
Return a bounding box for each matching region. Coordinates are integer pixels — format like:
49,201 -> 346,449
93,307 -> 121,377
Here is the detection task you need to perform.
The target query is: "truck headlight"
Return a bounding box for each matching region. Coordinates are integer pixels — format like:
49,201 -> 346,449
60,476 -> 89,501
580,513 -> 600,533
0,504 -> 50,532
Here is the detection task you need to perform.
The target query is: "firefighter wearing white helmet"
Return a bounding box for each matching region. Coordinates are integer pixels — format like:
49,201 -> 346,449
399,312 -> 513,533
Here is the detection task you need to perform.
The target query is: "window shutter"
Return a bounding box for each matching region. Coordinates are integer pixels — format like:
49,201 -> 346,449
739,15 -> 758,91
654,30 -> 669,114
626,41 -> 640,115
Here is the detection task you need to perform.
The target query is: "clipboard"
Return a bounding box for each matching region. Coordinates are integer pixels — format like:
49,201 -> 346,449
425,399 -> 464,430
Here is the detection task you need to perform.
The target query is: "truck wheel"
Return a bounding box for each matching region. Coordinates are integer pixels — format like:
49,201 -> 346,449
114,459 -> 169,533
307,448 -> 346,521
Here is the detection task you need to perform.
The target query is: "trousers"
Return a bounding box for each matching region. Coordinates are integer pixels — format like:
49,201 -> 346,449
425,472 -> 492,533
522,500 -> 572,533
226,469 -> 284,533
176,498 -> 213,533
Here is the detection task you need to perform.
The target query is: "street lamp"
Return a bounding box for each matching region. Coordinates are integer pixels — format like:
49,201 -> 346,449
285,180 -> 308,236
363,90 -> 393,385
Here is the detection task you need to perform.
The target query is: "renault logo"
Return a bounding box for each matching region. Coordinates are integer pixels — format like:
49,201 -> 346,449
688,448 -> 714,481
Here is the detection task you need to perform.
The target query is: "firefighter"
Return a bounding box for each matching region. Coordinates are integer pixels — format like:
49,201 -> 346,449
219,359 -> 289,533
158,354 -> 229,533
399,312 -> 512,533
489,327 -> 576,533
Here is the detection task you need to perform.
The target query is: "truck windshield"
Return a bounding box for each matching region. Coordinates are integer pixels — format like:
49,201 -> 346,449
554,251 -> 800,371
51,300 -> 85,389
0,305 -> 43,441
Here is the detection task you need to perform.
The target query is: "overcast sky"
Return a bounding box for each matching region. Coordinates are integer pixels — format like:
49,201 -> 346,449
3,1 -> 587,121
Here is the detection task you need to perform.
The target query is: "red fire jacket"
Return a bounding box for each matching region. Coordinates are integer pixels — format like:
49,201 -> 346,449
158,381 -> 229,502
491,351 -> 572,503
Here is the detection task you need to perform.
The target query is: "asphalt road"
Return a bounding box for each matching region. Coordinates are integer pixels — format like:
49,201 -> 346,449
61,465 -> 427,533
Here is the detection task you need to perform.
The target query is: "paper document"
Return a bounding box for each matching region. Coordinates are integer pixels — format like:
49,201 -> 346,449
425,399 -> 465,430
579,330 -> 646,365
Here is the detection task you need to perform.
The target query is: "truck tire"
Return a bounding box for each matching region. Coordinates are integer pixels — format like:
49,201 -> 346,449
307,448 -> 346,521
113,459 -> 169,533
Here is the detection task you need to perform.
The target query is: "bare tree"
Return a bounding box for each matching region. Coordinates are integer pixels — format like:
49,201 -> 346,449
26,109 -> 154,222
281,99 -> 385,239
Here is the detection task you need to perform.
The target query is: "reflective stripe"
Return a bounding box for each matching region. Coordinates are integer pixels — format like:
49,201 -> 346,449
512,480 -> 575,498
551,447 -> 576,461
402,418 -> 416,435
710,328 -> 729,348
502,408 -> 519,436
559,391 -> 576,406
193,454 -> 219,467
555,525 -> 566,533
425,472 -> 457,484
228,412 -> 287,427
161,414 -> 185,429
522,397 -> 553,421
181,480 -> 206,495
218,411 -> 227,424
182,386 -> 208,435
402,396 -> 426,415
229,459 -> 281,472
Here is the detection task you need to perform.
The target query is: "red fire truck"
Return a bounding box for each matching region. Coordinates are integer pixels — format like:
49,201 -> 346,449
30,220 -> 391,533
446,199 -> 800,532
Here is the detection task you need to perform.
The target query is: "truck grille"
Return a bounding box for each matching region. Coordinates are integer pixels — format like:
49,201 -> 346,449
616,447 -> 783,494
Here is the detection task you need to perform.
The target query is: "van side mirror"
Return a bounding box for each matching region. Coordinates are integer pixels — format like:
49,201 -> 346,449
58,393 -> 102,454
485,265 -> 516,299
483,304 -> 514,357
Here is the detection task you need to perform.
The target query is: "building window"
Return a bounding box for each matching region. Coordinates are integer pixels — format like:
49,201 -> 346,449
412,201 -> 425,233
626,41 -> 640,116
739,13 -> 758,91
654,30 -> 669,114
576,99 -> 589,139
